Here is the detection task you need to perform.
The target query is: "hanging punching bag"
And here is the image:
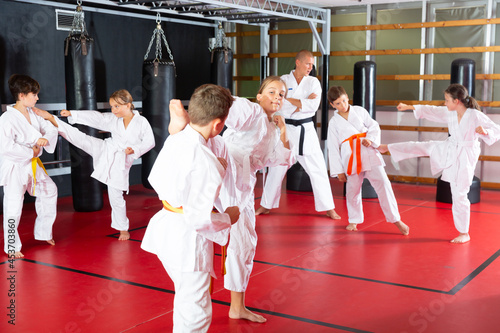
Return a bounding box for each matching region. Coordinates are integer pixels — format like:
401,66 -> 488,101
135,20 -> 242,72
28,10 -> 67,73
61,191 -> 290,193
211,47 -> 233,93
352,60 -> 378,198
141,60 -> 176,188
64,33 -> 103,212
437,58 -> 480,204
141,17 -> 177,189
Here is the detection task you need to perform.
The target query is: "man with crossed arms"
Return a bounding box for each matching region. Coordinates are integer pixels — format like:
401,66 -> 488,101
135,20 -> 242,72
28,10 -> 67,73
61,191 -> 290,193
256,50 -> 341,220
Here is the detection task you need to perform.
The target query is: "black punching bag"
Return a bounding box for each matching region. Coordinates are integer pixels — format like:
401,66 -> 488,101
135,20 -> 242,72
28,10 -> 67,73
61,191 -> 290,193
211,47 -> 233,93
0,95 -> 2,210
64,34 -> 103,212
353,61 -> 377,198
354,60 -> 377,119
450,58 -> 476,97
436,58 -> 480,204
142,60 -> 176,188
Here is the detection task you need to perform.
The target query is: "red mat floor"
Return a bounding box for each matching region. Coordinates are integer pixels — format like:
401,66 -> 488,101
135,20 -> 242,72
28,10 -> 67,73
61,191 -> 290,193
1,176 -> 500,332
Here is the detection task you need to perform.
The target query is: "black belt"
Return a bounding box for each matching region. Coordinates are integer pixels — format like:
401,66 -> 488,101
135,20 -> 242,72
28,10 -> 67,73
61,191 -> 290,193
285,116 -> 314,155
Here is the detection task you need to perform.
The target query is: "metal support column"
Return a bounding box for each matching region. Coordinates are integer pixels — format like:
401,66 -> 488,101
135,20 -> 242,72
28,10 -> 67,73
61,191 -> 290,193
320,9 -> 331,141
260,24 -> 269,82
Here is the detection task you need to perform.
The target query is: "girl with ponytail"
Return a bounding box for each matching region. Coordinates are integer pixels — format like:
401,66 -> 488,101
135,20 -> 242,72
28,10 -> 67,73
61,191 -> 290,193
378,83 -> 500,244
445,83 -> 481,111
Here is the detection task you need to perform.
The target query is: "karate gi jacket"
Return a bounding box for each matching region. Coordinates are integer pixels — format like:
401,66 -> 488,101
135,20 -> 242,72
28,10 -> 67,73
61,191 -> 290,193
327,105 -> 384,176
279,71 -> 322,156
395,105 -> 500,189
0,105 -> 58,186
141,125 -> 231,278
68,110 -> 154,191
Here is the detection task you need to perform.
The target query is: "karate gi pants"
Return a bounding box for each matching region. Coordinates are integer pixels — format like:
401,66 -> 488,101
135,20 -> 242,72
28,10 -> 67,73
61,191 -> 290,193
450,181 -> 470,233
108,186 -> 129,231
388,141 -> 471,233
225,203 -> 257,292
58,121 -> 129,231
346,166 -> 400,224
261,153 -> 335,212
3,175 -> 57,253
161,261 -> 212,333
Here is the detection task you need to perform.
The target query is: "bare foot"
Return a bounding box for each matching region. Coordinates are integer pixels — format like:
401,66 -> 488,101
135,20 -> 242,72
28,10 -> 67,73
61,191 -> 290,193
229,307 -> 267,323
394,221 -> 410,235
450,233 -> 470,244
255,206 -> 270,216
168,99 -> 190,135
326,209 -> 341,220
46,239 -> 56,245
377,144 -> 388,154
346,223 -> 358,231
118,230 -> 130,241
11,252 -> 24,259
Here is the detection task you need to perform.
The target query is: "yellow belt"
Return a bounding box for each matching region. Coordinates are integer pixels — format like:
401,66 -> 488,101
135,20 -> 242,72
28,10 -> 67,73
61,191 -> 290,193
162,200 -> 228,293
31,157 -> 47,195
162,200 -> 184,214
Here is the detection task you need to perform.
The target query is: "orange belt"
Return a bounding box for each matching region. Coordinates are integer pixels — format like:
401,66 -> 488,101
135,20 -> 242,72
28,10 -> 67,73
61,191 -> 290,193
342,133 -> 367,176
31,157 -> 47,195
162,200 -> 228,293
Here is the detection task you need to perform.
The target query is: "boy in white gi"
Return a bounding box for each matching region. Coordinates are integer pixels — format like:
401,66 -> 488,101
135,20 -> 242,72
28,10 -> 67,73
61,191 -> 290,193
1,74 -> 58,259
34,90 -> 154,241
256,50 -> 340,220
167,77 -> 295,323
378,84 -> 500,244
326,86 -> 409,235
141,84 -> 240,332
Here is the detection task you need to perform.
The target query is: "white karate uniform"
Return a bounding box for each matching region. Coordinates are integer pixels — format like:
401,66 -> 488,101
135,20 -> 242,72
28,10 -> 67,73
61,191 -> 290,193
388,105 -> 500,233
55,110 -> 154,231
141,125 -> 232,333
220,97 -> 294,292
327,105 -> 400,224
260,71 -> 335,212
0,106 -> 58,254
208,136 -> 235,214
